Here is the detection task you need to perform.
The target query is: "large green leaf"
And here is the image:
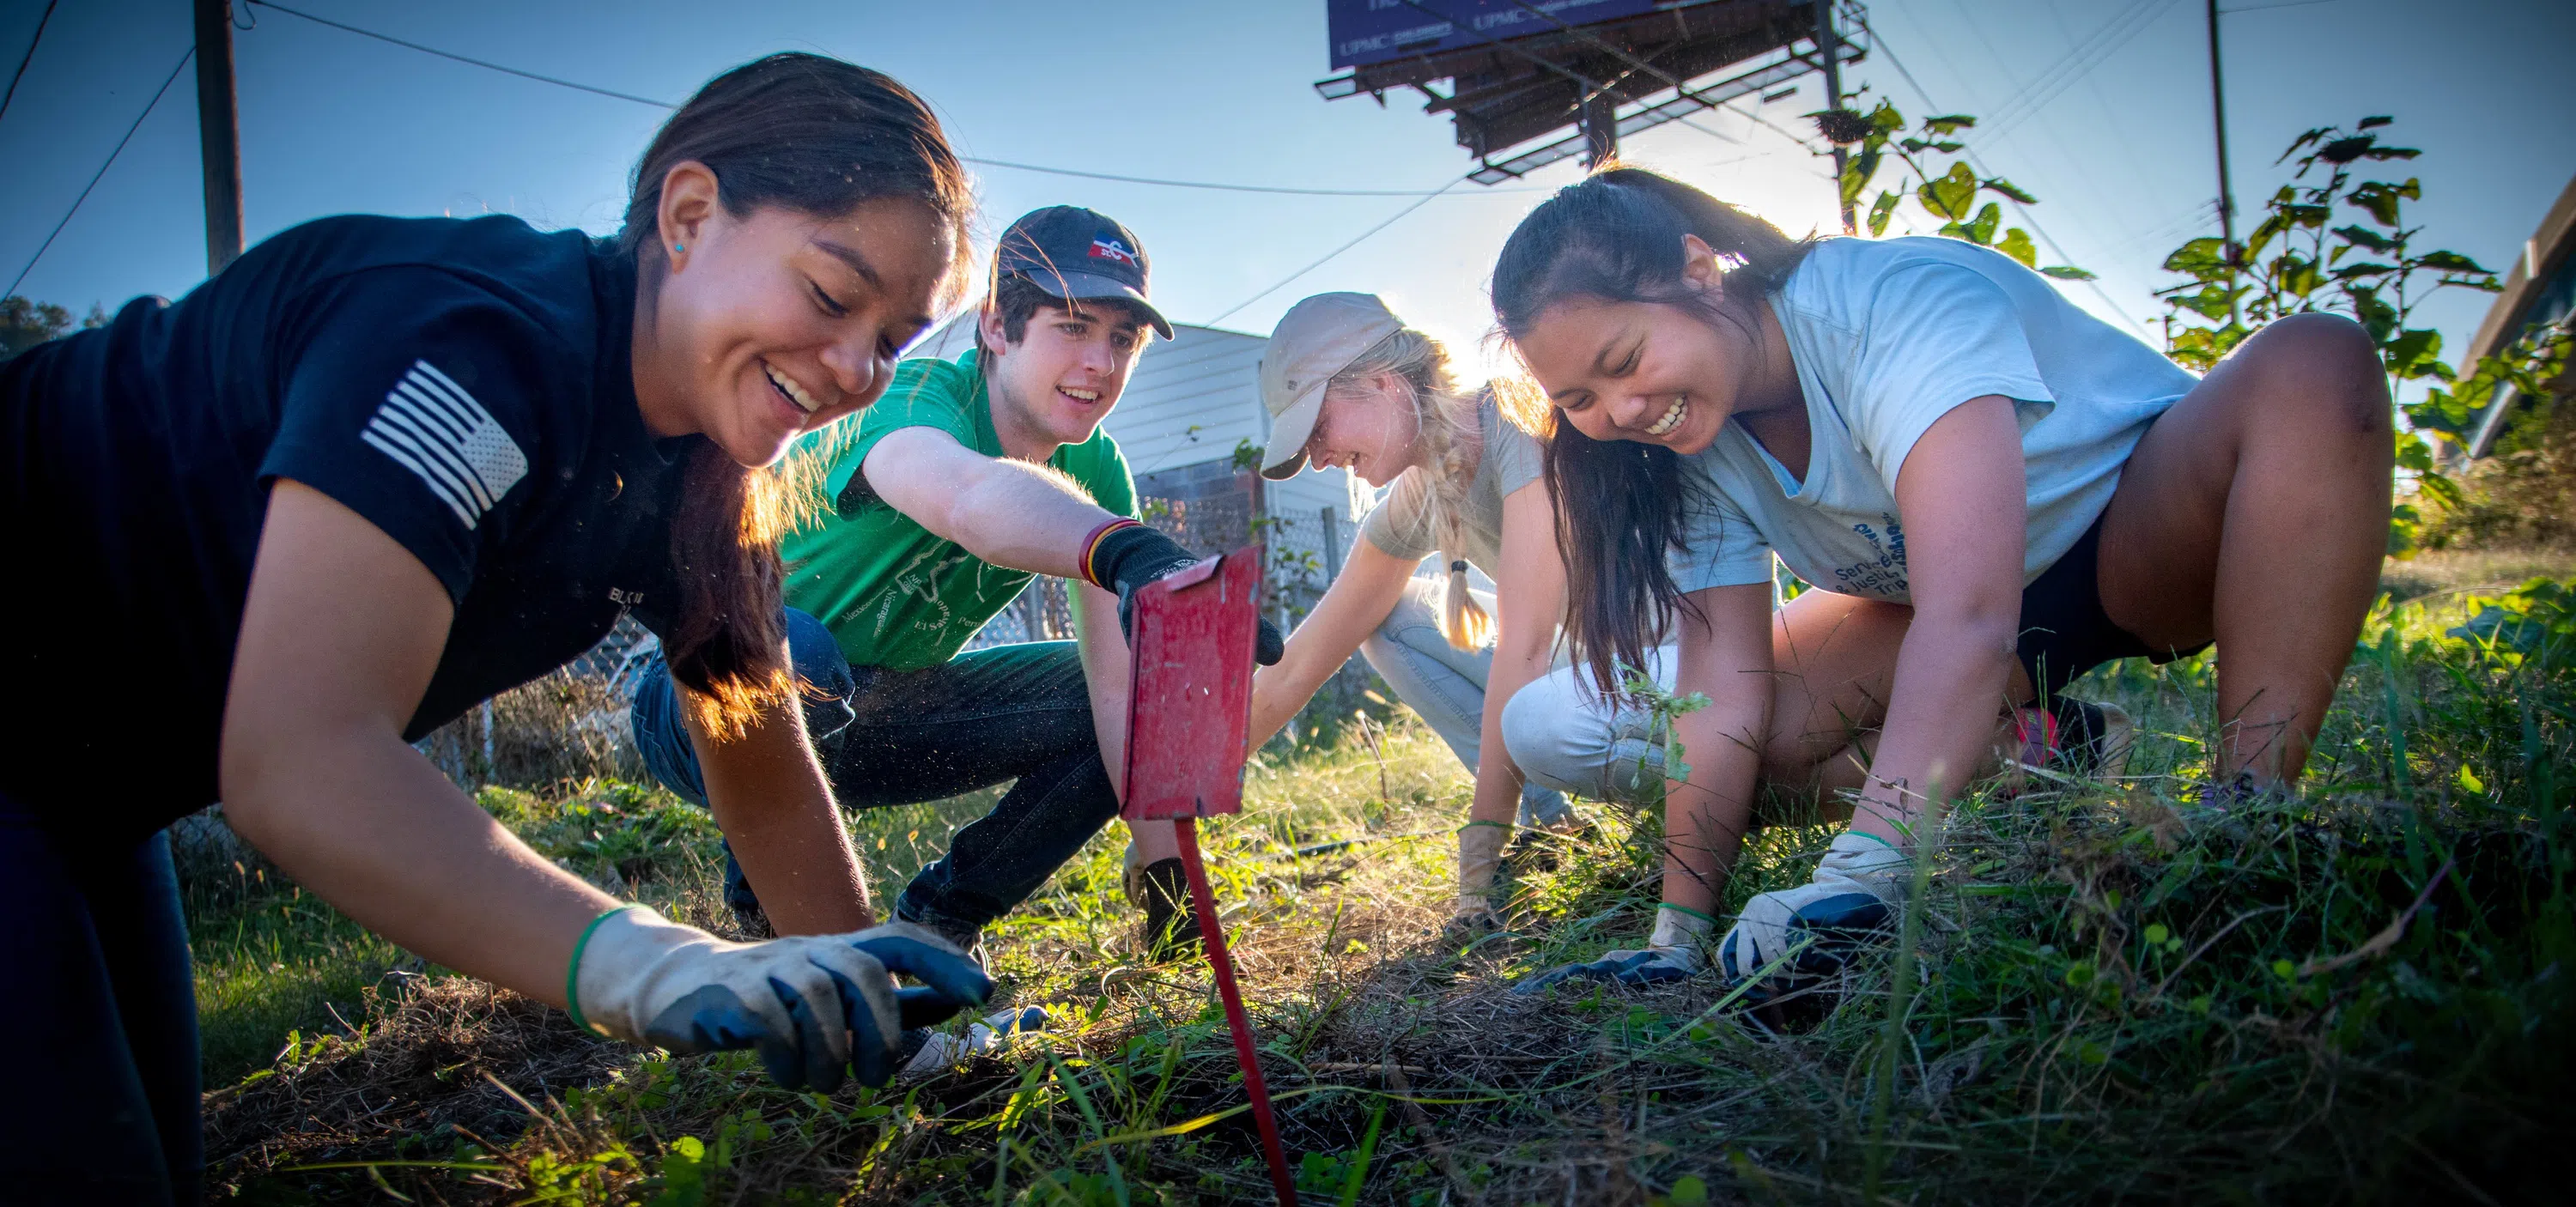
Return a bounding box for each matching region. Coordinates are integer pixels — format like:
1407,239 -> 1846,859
1868,191 -> 1899,238
2276,254 -> 2320,298
2383,327 -> 2442,373
1964,202 -> 2002,246
1923,113 -> 1976,135
1920,162 -> 1978,220
2162,237 -> 2233,282
2038,264 -> 2099,281
2332,225 -> 2396,252
2330,261 -> 2398,281
2414,249 -> 2492,276
1983,178 -> 2039,204
1997,227 -> 2038,268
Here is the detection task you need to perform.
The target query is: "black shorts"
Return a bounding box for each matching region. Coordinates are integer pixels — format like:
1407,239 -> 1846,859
2014,508 -> 2209,700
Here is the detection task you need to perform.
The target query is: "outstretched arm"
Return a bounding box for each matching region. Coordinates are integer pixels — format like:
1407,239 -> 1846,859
1858,395 -> 2028,843
1464,479 -> 1569,827
1660,583 -> 1777,917
220,481 -> 621,1004
1246,537 -> 1418,749
863,426 -> 1115,578
683,685 -> 874,936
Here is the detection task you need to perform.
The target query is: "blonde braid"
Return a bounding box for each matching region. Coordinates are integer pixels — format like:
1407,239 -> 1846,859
1327,328 -> 1491,650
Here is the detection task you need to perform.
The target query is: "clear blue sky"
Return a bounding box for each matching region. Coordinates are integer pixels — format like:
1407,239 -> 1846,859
4,0 -> 2568,389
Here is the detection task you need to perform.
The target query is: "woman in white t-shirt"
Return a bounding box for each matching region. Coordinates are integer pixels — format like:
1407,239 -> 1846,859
1242,293 -> 1621,935
1492,168 -> 2392,996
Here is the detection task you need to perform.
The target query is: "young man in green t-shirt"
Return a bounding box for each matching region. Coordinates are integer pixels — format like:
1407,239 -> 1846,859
632,207 -> 1278,959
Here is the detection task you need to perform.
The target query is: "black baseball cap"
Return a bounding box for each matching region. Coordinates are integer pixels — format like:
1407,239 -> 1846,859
993,206 -> 1173,339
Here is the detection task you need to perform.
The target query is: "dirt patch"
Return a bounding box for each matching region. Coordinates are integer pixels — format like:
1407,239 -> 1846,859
204,975 -> 640,1201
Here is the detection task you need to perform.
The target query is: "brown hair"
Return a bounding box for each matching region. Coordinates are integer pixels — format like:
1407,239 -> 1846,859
617,52 -> 974,733
1491,166 -> 1813,694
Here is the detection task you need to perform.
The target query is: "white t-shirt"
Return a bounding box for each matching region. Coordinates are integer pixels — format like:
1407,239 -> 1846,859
1668,236 -> 2198,603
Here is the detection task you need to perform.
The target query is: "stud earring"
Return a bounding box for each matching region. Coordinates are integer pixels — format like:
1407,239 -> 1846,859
672,243 -> 684,254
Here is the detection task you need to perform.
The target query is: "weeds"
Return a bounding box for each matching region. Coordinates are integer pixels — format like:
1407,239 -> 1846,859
197,565 -> 2576,1204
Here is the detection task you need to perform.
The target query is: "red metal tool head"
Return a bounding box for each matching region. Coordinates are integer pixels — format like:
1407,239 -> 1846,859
1118,545 -> 1261,822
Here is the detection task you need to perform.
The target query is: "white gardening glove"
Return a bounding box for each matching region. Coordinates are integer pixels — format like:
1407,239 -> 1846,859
1716,832 -> 1908,1001
1511,905 -> 1713,993
568,905 -> 990,1092
1444,822 -> 1512,937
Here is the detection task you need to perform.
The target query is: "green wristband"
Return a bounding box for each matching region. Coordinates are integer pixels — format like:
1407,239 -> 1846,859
1844,829 -> 1900,852
566,904 -> 637,1037
1656,902 -> 1719,925
1461,820 -> 1513,833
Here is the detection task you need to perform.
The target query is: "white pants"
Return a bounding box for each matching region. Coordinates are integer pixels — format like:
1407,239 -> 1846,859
1499,645 -> 1678,806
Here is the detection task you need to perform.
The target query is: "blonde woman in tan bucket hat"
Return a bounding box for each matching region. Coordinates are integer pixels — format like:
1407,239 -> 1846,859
1247,293 -> 1652,935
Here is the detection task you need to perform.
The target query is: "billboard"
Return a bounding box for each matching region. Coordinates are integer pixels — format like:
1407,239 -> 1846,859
1326,0 -> 1679,70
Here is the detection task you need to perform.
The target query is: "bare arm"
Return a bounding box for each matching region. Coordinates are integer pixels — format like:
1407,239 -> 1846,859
863,426 -> 1118,578
1659,583 -> 1776,917
1465,479 -> 1569,827
220,481 -> 617,1006
1072,579 -> 1132,798
682,688 -> 873,935
1246,537 -> 1418,749
1855,395 -> 2028,845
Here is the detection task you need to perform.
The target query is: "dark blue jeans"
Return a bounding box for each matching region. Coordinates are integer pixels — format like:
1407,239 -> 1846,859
632,610 -> 1121,935
0,791 -> 201,1205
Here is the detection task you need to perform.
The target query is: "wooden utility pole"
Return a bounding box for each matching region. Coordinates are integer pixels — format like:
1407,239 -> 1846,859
194,0 -> 243,275
2205,0 -> 2239,324
1815,0 -> 1852,234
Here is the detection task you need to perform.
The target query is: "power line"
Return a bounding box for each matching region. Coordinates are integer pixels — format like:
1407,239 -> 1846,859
966,155 -> 1545,197
244,0 -> 1535,200
1981,0 -> 2183,143
246,0 -> 671,107
1857,20 -> 2156,338
1202,178 -> 1463,326
8,47 -> 193,299
0,0 -> 58,127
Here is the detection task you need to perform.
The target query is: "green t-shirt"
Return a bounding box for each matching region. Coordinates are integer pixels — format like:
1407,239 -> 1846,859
781,349 -> 1138,671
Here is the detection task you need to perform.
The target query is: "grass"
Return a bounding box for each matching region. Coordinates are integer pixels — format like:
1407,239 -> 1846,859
193,555 -> 2576,1204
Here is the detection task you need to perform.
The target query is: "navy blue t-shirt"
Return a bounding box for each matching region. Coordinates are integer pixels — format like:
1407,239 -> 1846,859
1,214 -> 694,845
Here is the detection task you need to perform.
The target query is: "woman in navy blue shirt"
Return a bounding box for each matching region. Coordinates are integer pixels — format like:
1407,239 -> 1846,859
0,53 -> 989,1203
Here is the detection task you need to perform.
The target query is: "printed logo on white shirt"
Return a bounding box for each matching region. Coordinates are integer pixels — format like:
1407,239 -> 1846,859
360,360 -> 530,528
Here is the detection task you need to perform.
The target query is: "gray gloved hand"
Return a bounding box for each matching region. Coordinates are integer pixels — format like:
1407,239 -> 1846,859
569,906 -> 990,1093
1511,906 -> 1713,994
1716,832 -> 1907,999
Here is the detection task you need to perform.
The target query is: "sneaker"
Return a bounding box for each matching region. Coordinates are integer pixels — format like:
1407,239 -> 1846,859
896,1004 -> 1048,1083
1134,857 -> 1203,962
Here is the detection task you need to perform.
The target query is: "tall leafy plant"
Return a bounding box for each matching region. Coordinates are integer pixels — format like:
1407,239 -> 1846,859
2150,116 -> 2552,553
1818,100 -> 2094,280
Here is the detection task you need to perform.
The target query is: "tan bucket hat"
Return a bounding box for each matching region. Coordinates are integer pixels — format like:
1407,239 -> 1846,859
1256,292 -> 1404,481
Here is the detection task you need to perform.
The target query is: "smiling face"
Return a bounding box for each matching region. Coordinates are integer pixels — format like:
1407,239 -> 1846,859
1300,372 -> 1425,488
979,296 -> 1151,457
1509,234 -> 1772,457
633,162 -> 957,466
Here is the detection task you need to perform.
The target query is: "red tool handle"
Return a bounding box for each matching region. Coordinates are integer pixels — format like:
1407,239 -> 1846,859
1176,817 -> 1297,1206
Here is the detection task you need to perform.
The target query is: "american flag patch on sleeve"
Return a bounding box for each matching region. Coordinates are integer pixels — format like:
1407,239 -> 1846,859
359,360 -> 531,529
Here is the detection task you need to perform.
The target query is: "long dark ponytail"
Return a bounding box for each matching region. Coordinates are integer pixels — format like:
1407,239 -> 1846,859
617,53 -> 974,734
1491,167 -> 1813,695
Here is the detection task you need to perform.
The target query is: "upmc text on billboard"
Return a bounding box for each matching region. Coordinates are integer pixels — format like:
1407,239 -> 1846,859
1326,0 -> 1669,70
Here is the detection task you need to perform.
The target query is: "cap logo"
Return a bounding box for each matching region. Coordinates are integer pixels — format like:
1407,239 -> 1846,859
1089,238 -> 1139,267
